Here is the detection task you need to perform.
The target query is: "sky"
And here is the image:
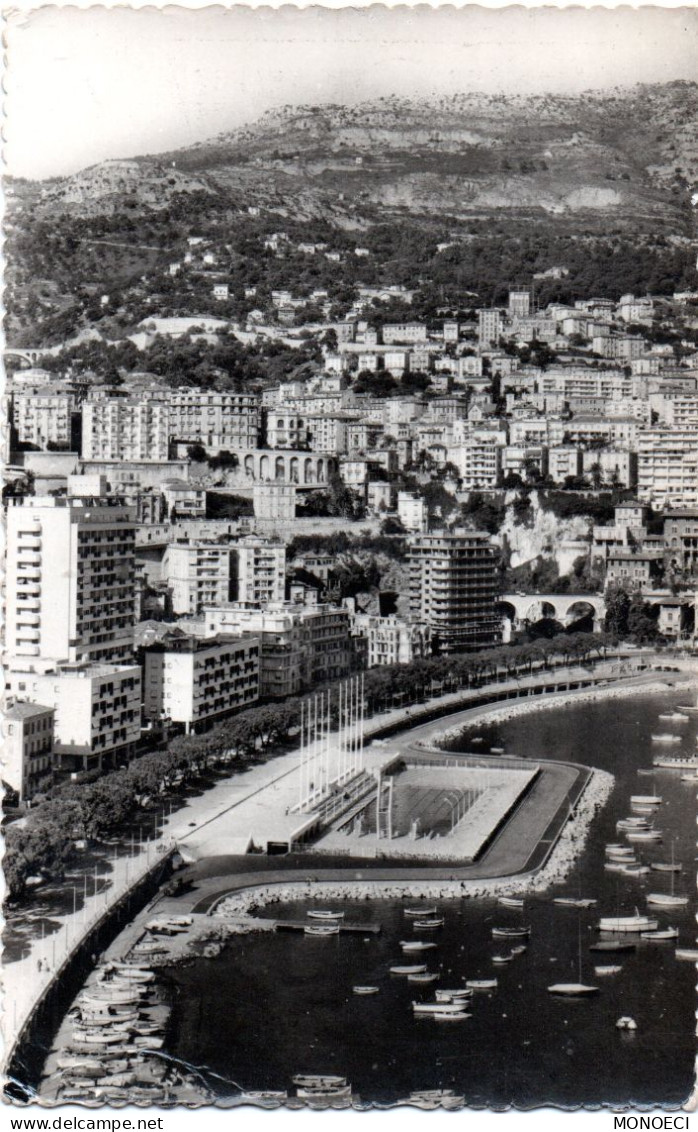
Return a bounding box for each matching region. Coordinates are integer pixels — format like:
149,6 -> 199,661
4,4 -> 698,180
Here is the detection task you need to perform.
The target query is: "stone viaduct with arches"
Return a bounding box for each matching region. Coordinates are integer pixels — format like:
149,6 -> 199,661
499,593 -> 606,638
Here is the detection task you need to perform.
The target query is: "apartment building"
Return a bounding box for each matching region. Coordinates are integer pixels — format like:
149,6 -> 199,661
382,322 -> 428,344
446,438 -> 503,490
548,446 -> 583,483
82,398 -> 170,461
265,411 -> 310,450
163,542 -> 235,614
351,614 -> 432,667
231,537 -> 286,605
605,548 -> 665,593
478,310 -> 502,349
663,511 -> 698,577
6,661 -> 141,774
3,701 -> 55,801
253,482 -> 297,521
407,529 -> 501,652
169,389 -> 260,452
204,602 -> 352,697
508,291 -> 531,318
142,634 -> 259,732
5,492 -> 137,667
12,388 -> 77,451
637,429 -> 698,509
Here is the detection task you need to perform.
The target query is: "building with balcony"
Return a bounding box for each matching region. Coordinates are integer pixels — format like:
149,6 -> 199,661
6,661 -> 141,774
169,389 -> 260,452
407,529 -> 501,652
12,388 -> 77,451
142,634 -> 259,732
351,614 -> 432,667
5,491 -> 137,667
81,398 -> 170,461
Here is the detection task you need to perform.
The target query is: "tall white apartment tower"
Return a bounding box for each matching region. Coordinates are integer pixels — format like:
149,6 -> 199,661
5,489 -> 138,667
478,309 -> 502,349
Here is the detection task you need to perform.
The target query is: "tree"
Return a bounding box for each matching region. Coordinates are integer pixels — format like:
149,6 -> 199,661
604,585 -> 631,639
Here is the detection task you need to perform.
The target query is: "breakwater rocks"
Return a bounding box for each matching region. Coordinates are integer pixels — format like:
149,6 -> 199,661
211,768 -> 614,923
428,678 -> 692,751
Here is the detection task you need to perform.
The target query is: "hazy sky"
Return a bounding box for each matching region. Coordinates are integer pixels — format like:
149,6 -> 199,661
5,5 -> 698,180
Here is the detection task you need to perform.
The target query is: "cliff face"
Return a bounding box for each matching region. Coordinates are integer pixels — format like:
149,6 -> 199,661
498,492 -> 592,577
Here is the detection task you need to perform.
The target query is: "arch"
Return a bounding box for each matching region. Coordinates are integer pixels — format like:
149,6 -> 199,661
304,457 -> 314,485
497,600 -> 517,624
523,599 -> 557,623
317,458 -> 326,483
563,599 -> 597,626
289,457 -> 299,484
259,454 -> 270,481
244,454 -> 254,478
275,455 -> 286,481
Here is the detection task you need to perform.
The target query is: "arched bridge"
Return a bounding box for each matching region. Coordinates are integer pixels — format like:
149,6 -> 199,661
499,593 -> 606,633
4,348 -> 44,367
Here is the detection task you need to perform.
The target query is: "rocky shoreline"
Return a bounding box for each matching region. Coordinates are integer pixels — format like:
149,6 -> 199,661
211,767 -> 614,921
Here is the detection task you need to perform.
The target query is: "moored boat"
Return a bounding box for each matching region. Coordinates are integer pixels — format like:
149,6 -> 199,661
675,948 -> 698,961
651,734 -> 681,744
554,897 -> 596,908
292,1074 -> 347,1088
390,964 -> 427,975
352,985 -> 380,995
598,914 -> 658,933
412,917 -> 445,929
498,897 -> 524,908
465,978 -> 498,989
307,910 -> 344,920
491,926 -> 530,939
594,965 -> 622,976
400,940 -> 437,951
412,1001 -> 468,1014
630,795 -> 662,805
407,972 -> 439,984
646,893 -> 689,907
589,940 -> 636,953
304,924 -> 340,936
404,906 -> 437,917
653,755 -> 698,769
641,927 -> 679,940
548,982 -> 598,996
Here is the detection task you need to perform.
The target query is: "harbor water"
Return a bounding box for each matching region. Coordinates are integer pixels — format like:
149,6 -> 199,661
161,688 -> 697,1108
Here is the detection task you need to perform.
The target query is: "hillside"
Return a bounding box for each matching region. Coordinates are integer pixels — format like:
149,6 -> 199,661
5,82 -> 697,346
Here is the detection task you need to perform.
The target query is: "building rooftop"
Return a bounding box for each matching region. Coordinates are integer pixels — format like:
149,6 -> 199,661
5,700 -> 54,720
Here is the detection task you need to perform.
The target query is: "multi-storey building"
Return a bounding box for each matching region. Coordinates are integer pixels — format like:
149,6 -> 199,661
637,429 -> 698,509
6,661 -> 141,774
203,601 -> 353,697
142,634 -> 259,732
253,482 -> 297,521
478,309 -> 502,349
605,548 -> 665,593
446,438 -> 503,490
82,398 -> 170,461
351,614 -> 432,667
231,537 -> 286,605
382,322 -> 428,344
407,529 -> 501,653
163,542 -> 235,614
161,478 -> 206,520
305,414 -> 349,454
5,490 -> 137,667
265,411 -> 310,450
12,388 -> 77,451
663,511 -> 698,577
3,701 -> 55,801
508,291 -> 531,318
169,389 -> 260,452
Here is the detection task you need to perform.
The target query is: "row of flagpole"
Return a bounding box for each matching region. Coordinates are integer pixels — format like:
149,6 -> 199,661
297,674 -> 365,812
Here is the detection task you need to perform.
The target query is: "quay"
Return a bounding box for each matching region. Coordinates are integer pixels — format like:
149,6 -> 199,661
272,919 -> 381,934
4,654 -> 693,1094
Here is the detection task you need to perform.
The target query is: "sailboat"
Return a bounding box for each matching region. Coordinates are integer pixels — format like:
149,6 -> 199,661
548,919 -> 599,996
646,842 -> 688,907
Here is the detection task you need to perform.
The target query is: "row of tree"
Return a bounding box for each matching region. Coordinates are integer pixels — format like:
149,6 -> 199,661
4,632 -> 618,902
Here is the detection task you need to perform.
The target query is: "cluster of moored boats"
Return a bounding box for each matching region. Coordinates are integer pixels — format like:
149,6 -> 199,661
650,710 -> 698,772
57,964 -> 168,1103
54,915 -> 195,1103
239,1074 -> 355,1106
